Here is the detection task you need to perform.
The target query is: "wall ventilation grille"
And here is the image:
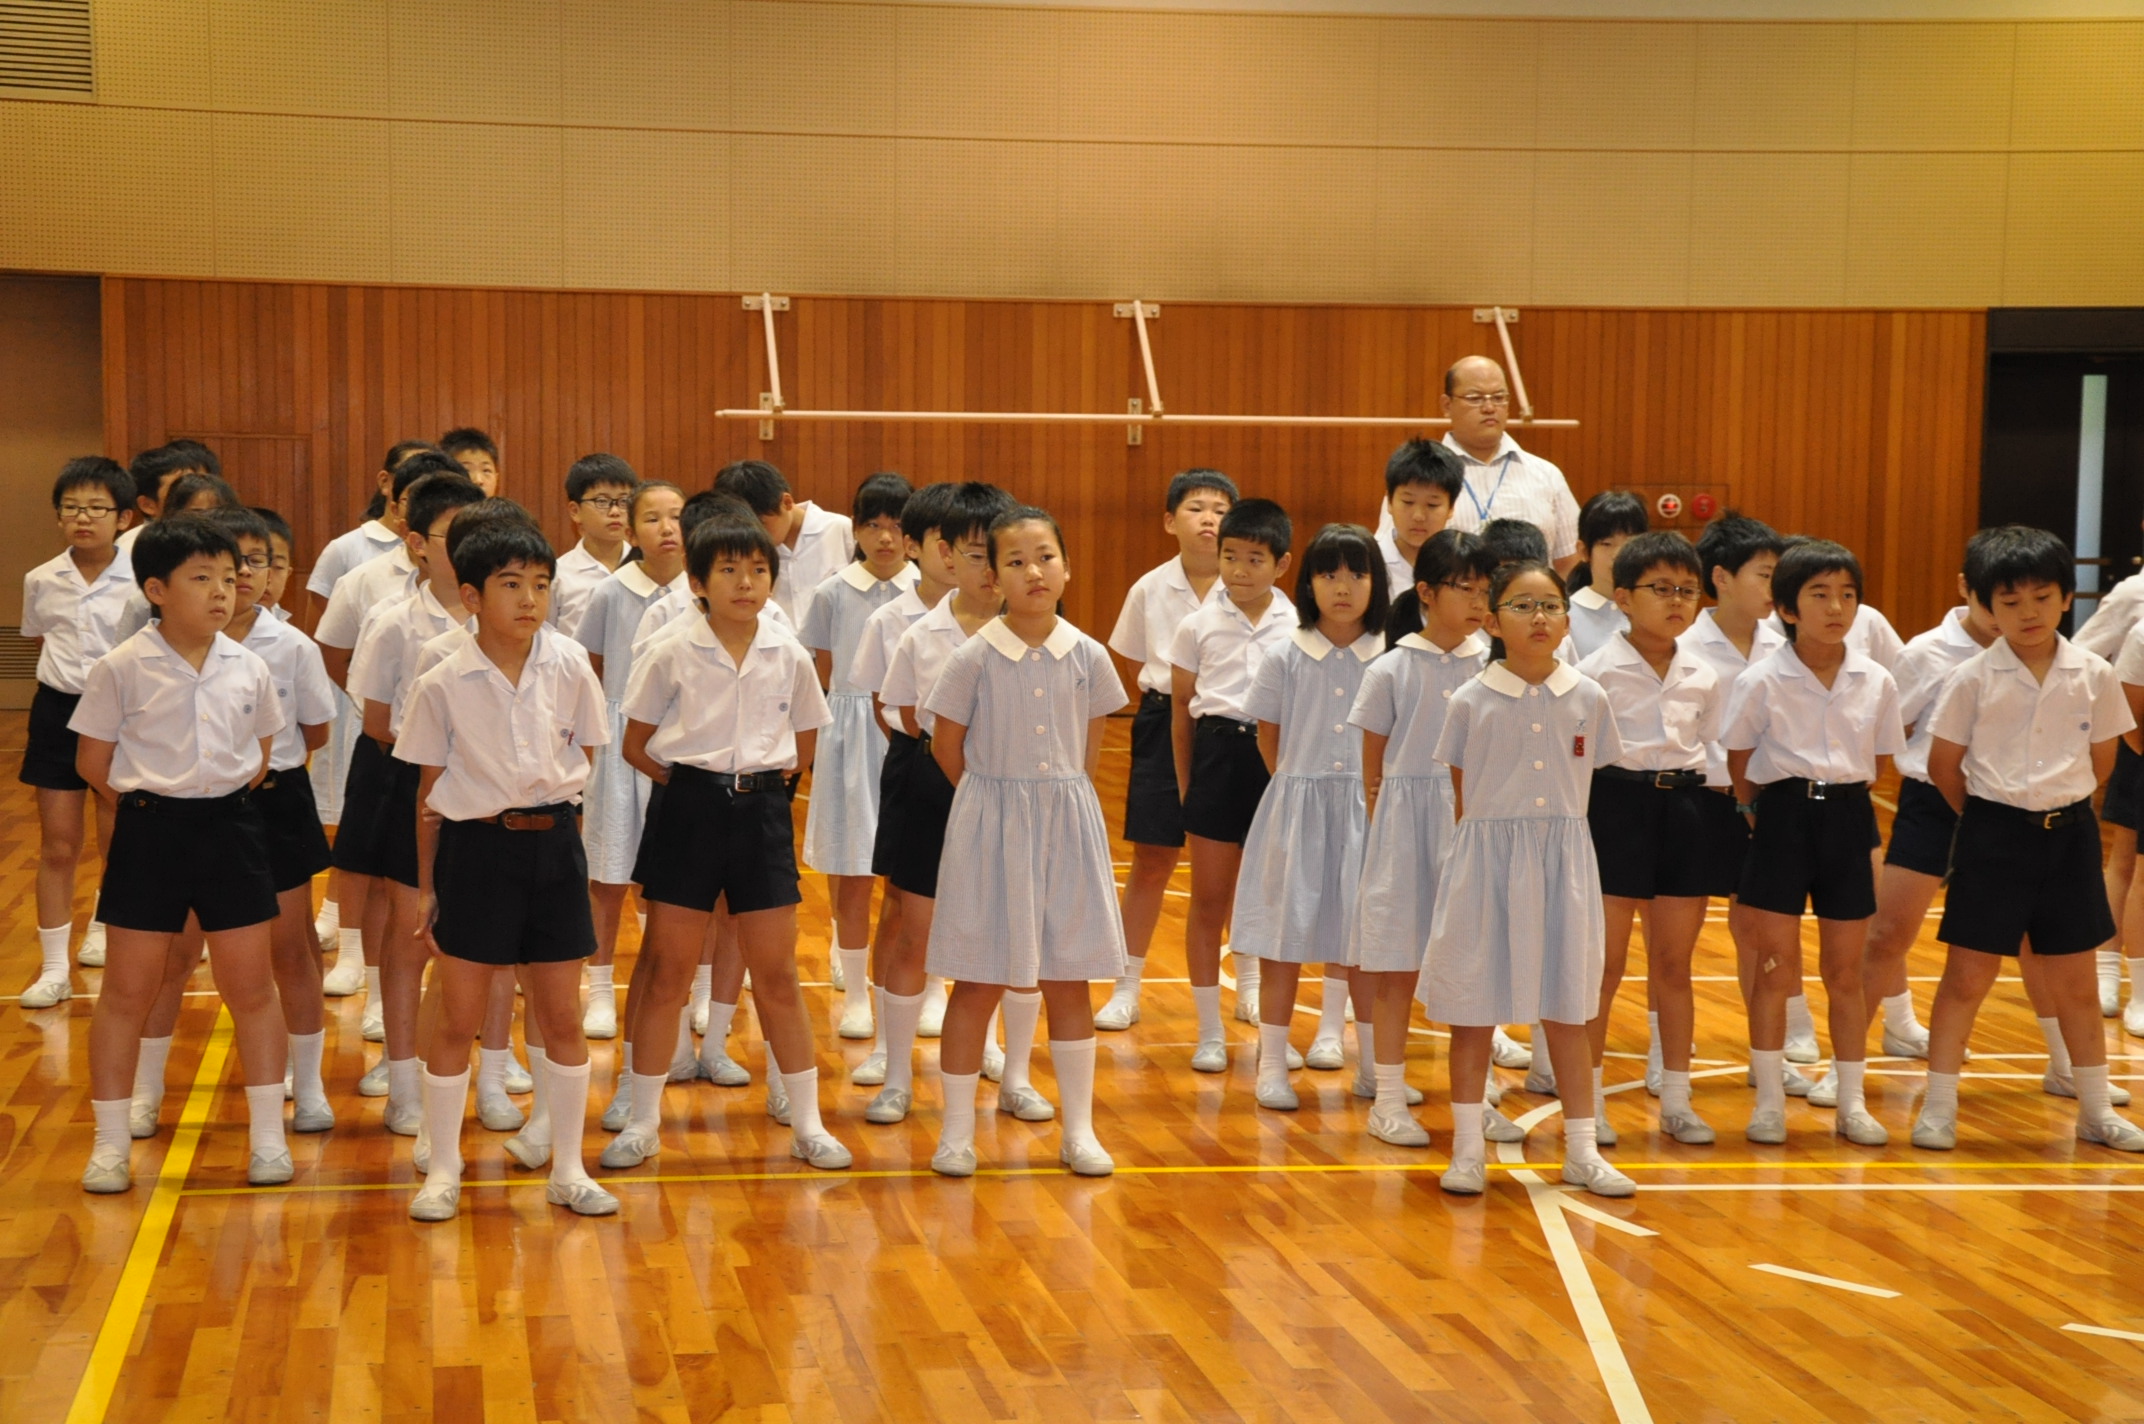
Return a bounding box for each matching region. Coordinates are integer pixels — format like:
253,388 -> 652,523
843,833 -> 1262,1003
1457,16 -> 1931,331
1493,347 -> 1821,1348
0,1 -> 93,98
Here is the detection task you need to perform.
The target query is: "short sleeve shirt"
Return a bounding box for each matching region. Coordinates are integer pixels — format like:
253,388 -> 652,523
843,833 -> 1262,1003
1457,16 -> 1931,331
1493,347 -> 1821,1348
306,520 -> 402,600
1566,585 -> 1630,662
69,627 -> 284,797
238,612 -> 340,771
923,617 -> 1128,780
548,542 -> 617,640
1349,631 -> 1491,777
1926,636 -> 2133,812
1432,661 -> 1622,818
1439,433 -> 1581,561
1721,645 -> 1905,786
21,546 -> 137,693
347,584 -> 463,738
1890,608 -> 1987,781
575,562 -> 688,700
1166,593 -> 1300,721
773,502 -> 855,627
394,627 -> 611,820
800,562 -> 921,692
315,546 -> 420,650
882,596 -> 977,736
1109,557 -> 1215,696
1680,607 -> 1787,787
622,617 -> 832,774
1246,628 -> 1380,778
1576,632 -> 1719,774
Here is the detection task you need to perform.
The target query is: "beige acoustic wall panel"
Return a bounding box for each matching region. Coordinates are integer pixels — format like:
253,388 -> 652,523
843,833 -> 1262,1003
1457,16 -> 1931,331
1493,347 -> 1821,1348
390,121 -> 563,287
1532,151 -> 1693,307
209,0 -> 388,118
731,0 -> 897,137
562,128 -> 730,292
1844,152 -> 2008,307
0,101 -> 215,275
894,5 -> 1061,142
892,138 -> 1060,297
730,132 -> 898,295
1053,142 -> 1231,302
1375,19 -> 1539,151
1373,148 -> 1536,307
92,0 -> 209,108
389,0 -> 562,125
558,0 -> 730,130
1690,153 -> 1849,306
1534,22 -> 1696,152
1209,144 -> 1383,304
213,113 -> 392,283
2009,23 -> 2144,152
1693,23 -> 1855,152
2003,153 -> 2144,307
1850,23 -> 2016,151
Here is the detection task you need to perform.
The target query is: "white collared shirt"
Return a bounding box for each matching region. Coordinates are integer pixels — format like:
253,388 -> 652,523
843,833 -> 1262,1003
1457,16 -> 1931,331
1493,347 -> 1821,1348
1111,556 -> 1217,695
315,545 -> 420,650
881,595 -> 979,736
623,617 -> 831,774
2076,571 -> 2144,660
1566,583 -> 1629,662
549,542 -> 620,640
1577,632 -> 1719,773
922,616 -> 1128,779
395,627 -> 610,820
1440,432 -> 1581,560
1167,591 -> 1300,721
851,586 -> 932,731
1350,630 -> 1491,777
575,560 -> 689,699
306,519 -> 403,599
1891,607 -> 1991,781
1680,607 -> 1787,787
1762,603 -> 1905,672
69,627 -> 283,797
1373,528 -> 1414,606
1721,645 -> 1905,786
630,585 -> 795,661
22,546 -> 137,693
237,612 -> 339,771
1247,627 -> 1382,777
1432,659 -> 1621,818
1927,636 -> 2131,813
801,560 -> 921,693
347,584 -> 463,738
774,501 -> 855,626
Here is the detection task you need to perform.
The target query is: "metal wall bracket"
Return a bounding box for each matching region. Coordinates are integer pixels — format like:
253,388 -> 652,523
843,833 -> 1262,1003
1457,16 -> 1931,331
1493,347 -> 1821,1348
1112,303 -> 1159,319
1127,398 -> 1144,446
758,392 -> 777,442
743,295 -> 791,312
1472,307 -> 1518,324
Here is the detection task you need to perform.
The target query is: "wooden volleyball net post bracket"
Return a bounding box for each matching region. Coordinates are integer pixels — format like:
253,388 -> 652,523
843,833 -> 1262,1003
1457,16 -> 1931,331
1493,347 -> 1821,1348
718,296 -> 1575,441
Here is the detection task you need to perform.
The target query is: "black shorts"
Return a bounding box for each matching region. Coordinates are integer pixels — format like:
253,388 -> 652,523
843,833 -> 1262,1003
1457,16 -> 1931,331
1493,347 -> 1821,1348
1180,717 -> 1270,844
1695,785 -> 1751,897
634,766 -> 802,915
1124,690 -> 1186,848
97,790 -> 279,934
1736,780 -> 1879,921
1883,776 -> 1957,877
330,735 -> 420,887
433,808 -> 596,965
19,682 -> 87,791
876,731 -> 957,899
1587,770 -> 1715,900
2103,740 -> 2144,830
255,765 -> 334,894
1937,797 -> 2114,957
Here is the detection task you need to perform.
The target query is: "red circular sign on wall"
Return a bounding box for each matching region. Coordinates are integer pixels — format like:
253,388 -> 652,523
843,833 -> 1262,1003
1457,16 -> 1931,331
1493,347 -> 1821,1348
1691,492 -> 1717,520
1656,492 -> 1683,521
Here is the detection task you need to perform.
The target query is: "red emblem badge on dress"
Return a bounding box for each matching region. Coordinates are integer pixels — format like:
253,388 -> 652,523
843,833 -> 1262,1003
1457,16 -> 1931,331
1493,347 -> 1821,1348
1572,734 -> 1586,758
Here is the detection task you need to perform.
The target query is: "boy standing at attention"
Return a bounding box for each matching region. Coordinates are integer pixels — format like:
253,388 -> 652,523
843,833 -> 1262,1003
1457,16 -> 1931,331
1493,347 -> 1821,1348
552,453 -> 638,639
713,459 -> 853,626
1169,498 -> 1298,1067
397,520 -> 619,1221
1100,467 -> 1237,1031
1374,441 -> 1462,606
439,427 -> 502,495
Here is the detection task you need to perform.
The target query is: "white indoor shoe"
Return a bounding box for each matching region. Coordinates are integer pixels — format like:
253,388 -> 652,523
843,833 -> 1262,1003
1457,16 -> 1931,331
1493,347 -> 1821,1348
321,955 -> 365,997
20,976 -> 71,1011
1490,1026 -> 1533,1070
582,996 -> 617,1040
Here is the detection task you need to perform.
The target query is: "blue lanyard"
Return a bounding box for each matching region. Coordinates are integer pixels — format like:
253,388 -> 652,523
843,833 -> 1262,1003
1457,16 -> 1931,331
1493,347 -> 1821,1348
1463,459 -> 1511,523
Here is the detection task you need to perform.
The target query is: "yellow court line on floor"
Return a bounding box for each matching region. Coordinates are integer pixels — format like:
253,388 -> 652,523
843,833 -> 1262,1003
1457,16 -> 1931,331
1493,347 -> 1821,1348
66,1006 -> 235,1424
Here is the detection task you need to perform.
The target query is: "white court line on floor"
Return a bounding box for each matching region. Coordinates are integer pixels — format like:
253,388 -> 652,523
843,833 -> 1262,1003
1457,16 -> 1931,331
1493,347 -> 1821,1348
1750,1263 -> 1901,1298
1559,1194 -> 1660,1237
2063,1323 -> 2144,1344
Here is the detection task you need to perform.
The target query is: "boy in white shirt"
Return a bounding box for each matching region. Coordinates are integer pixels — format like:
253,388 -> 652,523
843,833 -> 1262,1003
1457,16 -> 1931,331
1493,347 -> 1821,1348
18,457 -> 137,1006
1723,539 -> 1905,1149
614,517 -> 850,1172
1100,467 -> 1237,1031
1372,443 -> 1460,631
306,439 -> 436,621
439,426 -> 502,495
1168,498 -> 1298,1068
396,520 -> 618,1221
69,517 -> 290,1193
1914,527 -> 2144,1154
713,459 -> 853,625
551,453 -> 638,638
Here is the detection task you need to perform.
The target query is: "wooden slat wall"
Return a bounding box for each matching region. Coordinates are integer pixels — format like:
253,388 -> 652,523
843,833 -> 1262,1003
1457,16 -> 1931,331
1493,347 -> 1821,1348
100,278 -> 1985,642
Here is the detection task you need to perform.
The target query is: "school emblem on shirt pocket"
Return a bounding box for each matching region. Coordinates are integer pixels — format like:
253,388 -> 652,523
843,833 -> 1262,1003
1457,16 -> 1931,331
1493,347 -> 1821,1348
1573,734 -> 1586,757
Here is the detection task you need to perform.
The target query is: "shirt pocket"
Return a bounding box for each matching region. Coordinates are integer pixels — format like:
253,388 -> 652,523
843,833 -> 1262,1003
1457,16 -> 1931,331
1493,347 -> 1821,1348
1659,685 -> 1707,750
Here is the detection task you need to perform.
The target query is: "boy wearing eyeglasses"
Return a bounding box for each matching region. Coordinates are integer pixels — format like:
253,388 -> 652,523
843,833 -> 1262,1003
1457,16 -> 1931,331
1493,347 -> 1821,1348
551,454 -> 639,639
1577,532 -> 1724,1149
17,457 -> 138,1010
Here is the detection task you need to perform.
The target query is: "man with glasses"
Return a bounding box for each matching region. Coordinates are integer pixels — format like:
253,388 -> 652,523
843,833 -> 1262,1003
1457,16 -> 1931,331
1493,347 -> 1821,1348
1439,356 -> 1582,579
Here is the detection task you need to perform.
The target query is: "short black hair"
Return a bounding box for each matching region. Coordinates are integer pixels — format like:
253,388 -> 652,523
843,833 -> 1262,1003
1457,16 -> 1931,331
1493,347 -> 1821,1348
203,504 -> 273,549
682,490 -> 756,541
392,450 -> 465,500
1771,539 -> 1863,642
986,505 -> 1066,566
1697,510 -> 1786,600
937,481 -> 1018,548
1385,439 -> 1464,502
128,444 -> 201,511
162,473 -> 241,515
132,514 -> 240,595
711,459 -> 790,515
1219,497 -> 1291,559
1386,528 -> 1497,647
249,506 -> 294,548
898,481 -> 957,544
438,427 -> 499,462
566,452 -> 639,502
854,471 -> 913,528
686,511 -> 782,586
1292,523 -> 1391,632
384,438 -> 440,473
447,497 -> 542,561
53,456 -> 132,511
1165,467 -> 1238,513
1611,530 -> 1702,590
454,520 -> 556,593
1479,516 -> 1548,568
1965,524 -> 2073,605
165,439 -> 221,476
405,473 -> 487,543
1579,490 -> 1649,546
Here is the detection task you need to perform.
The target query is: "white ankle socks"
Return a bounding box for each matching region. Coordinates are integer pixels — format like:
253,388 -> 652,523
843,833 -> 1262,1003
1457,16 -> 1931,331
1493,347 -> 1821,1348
1001,990 -> 1042,1093
1234,956 -> 1261,1004
1660,1069 -> 1692,1119
689,964 -> 712,1020
881,989 -> 925,1094
1373,1061 -> 1406,1113
1832,1059 -> 1867,1116
1785,994 -> 1815,1042
1050,1038 -> 1098,1145
1450,1101 -> 1486,1167
545,1057 -> 596,1186
1564,1117 -> 1604,1169
838,947 -> 870,1014
1111,956 -> 1146,1002
337,926 -> 363,967
1316,976 -> 1350,1042
628,1071 -> 667,1137
478,1046 -> 512,1097
245,1083 -> 286,1156
1354,1019 -> 1377,1068
387,1057 -> 420,1112
1882,992 -> 1919,1034
421,1070 -> 469,1183
316,898 -> 340,938
783,1068 -> 826,1141
522,1047 -> 553,1147
587,963 -> 615,1006
1257,1024 -> 1291,1086
2100,949 -> 2122,992
2075,1063 -> 2116,1125
289,1031 -> 327,1108
36,924 -> 69,981
1193,984 -> 1223,1042
703,1000 -> 738,1046
2039,1016 -> 2073,1078
939,1070 -> 980,1153
1751,1049 -> 1786,1116
91,1099 -> 131,1163
134,1036 -> 173,1108
1923,1070 -> 1960,1125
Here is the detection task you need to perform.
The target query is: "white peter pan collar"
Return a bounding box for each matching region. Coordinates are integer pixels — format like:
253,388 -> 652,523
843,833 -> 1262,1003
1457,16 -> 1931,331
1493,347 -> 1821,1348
1398,630 -> 1490,660
1571,584 -> 1611,611
1479,658 -> 1581,699
979,616 -> 1079,662
1292,627 -> 1379,663
837,559 -> 917,595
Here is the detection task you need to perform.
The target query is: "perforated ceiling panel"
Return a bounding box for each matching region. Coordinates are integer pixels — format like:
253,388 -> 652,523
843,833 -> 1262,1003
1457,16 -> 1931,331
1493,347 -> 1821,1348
0,0 -> 91,98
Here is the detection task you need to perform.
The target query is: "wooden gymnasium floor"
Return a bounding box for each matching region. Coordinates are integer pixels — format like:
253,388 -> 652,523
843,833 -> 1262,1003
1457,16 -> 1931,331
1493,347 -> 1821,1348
4,711 -> 2144,1423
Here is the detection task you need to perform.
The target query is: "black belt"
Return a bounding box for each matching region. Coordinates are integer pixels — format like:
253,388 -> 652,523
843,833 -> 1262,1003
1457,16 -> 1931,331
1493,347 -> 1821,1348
467,802 -> 578,831
258,767 -> 305,791
1140,689 -> 1171,709
1197,715 -> 1259,737
119,787 -> 250,814
674,765 -> 791,795
1596,766 -> 1706,790
1968,794 -> 2092,831
1772,777 -> 1870,802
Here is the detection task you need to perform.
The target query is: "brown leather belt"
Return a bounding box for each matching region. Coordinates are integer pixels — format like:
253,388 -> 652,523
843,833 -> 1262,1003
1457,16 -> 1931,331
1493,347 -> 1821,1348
470,805 -> 577,831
